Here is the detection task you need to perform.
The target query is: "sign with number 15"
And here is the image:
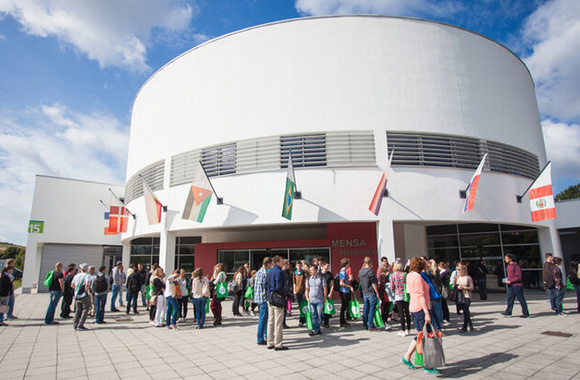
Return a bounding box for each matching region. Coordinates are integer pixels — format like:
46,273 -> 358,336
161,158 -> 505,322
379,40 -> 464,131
28,220 -> 44,234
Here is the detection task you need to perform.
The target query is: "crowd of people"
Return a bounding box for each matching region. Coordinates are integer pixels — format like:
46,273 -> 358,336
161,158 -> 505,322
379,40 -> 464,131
1,252 -> 580,373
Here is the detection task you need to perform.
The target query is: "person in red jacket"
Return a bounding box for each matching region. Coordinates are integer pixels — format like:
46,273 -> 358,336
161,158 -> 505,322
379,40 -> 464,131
500,254 -> 530,318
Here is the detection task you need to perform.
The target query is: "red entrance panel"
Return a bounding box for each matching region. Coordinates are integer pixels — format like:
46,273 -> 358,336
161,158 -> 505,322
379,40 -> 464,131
327,222 -> 378,274
193,222 -> 378,277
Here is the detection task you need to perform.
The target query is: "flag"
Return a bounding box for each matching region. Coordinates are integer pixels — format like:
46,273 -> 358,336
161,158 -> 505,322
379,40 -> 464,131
369,148 -> 394,216
282,156 -> 296,220
182,161 -> 213,223
529,162 -> 556,222
463,153 -> 488,213
143,182 -> 163,225
104,206 -> 129,235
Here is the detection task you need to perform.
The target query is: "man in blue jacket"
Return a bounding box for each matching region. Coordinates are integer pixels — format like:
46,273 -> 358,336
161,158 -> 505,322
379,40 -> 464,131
266,255 -> 288,350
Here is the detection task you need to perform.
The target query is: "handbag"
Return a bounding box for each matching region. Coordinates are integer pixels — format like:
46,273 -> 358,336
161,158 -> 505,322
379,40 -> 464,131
0,304 -> 9,314
423,323 -> 445,368
349,294 -> 361,318
324,298 -> 336,315
299,299 -> 308,318
244,286 -> 254,299
305,302 -> 314,330
269,291 -> 286,308
215,282 -> 228,299
373,302 -> 385,328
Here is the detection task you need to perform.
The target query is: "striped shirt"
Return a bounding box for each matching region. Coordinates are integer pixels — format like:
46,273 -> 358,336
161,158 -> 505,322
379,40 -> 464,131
253,267 -> 268,304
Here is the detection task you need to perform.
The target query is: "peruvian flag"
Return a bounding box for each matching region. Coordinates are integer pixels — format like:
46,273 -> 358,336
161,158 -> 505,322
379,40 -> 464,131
143,182 -> 163,225
369,148 -> 394,216
529,162 -> 556,222
463,153 -> 488,213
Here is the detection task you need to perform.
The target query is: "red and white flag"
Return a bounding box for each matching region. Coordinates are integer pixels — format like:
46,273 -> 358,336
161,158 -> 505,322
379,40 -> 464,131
104,206 -> 129,235
369,148 -> 394,216
143,182 -> 163,225
529,162 -> 556,222
463,153 -> 488,213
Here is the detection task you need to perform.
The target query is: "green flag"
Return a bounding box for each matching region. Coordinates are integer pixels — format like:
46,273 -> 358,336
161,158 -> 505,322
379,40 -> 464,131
281,156 -> 296,220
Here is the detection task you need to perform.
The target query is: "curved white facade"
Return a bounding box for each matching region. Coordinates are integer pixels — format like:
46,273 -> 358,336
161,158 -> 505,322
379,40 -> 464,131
124,16 -> 559,274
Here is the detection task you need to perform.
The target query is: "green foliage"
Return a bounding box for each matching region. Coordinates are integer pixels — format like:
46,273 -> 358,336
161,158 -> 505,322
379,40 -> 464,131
0,246 -> 25,270
555,183 -> 580,201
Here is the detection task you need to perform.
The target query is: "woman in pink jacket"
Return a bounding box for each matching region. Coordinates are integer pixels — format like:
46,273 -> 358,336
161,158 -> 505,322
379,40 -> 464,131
401,257 -> 440,374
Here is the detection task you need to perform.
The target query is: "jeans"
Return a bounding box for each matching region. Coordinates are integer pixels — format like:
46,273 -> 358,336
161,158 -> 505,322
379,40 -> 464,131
548,288 -> 558,311
339,291 -> 350,324
7,294 -> 15,317
429,298 -> 443,331
126,291 -> 139,313
461,298 -> 473,330
166,296 -> 180,326
257,301 -> 268,343
310,302 -> 324,333
505,285 -> 529,316
477,279 -> 487,300
295,293 -> 305,324
110,284 -> 121,310
141,285 -> 147,307
44,290 -> 63,323
95,293 -> 107,323
192,297 -> 206,327
232,289 -> 242,315
0,297 -> 7,323
554,288 -> 566,314
363,294 -> 377,329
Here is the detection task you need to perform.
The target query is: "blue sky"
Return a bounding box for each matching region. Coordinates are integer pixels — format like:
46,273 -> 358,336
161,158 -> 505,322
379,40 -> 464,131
1,0 -> 579,245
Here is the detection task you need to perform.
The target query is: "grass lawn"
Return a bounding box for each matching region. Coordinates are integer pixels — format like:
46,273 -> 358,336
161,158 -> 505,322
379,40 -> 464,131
13,279 -> 22,290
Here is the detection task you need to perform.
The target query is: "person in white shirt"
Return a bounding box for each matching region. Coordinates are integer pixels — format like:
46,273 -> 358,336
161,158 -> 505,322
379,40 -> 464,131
71,263 -> 92,331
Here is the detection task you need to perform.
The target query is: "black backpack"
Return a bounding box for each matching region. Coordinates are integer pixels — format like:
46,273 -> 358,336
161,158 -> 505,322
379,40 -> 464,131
95,275 -> 108,293
333,275 -> 341,292
127,274 -> 140,293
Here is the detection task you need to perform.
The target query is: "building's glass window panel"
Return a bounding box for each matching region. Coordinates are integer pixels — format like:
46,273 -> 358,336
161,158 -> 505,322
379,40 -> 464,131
130,237 -> 161,268
201,144 -> 237,177
387,131 -> 539,179
217,250 -> 250,275
427,223 -> 542,290
281,134 -> 327,168
289,248 -> 330,266
174,236 -> 200,274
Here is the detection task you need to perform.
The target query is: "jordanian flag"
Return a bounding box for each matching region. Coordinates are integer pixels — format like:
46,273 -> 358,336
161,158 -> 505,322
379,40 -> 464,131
182,185 -> 212,223
281,156 -> 296,220
182,161 -> 214,223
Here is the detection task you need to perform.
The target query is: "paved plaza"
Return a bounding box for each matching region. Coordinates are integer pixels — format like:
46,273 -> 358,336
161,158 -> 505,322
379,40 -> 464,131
0,291 -> 579,380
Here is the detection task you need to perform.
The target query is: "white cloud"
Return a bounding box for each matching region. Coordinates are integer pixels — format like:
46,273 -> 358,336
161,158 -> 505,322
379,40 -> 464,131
0,0 -> 195,71
542,119 -> 580,184
0,104 -> 129,244
294,0 -> 459,18
523,0 -> 580,122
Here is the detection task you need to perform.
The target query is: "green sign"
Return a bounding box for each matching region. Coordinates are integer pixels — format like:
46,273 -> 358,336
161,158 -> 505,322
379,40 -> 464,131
28,220 -> 44,234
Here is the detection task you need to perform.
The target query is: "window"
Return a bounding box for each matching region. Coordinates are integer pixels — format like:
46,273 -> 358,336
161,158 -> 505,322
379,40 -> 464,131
174,236 -> 200,274
281,134 -> 326,168
130,237 -> 160,267
201,144 -> 236,177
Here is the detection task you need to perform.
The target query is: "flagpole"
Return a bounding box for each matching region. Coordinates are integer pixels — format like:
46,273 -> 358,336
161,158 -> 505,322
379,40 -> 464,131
516,161 -> 551,203
199,161 -> 224,205
108,188 -> 136,219
99,200 -> 109,209
289,154 -> 301,199
138,175 -> 168,212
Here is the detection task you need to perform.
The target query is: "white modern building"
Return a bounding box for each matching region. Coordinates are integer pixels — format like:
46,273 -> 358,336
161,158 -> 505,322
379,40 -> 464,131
23,16 -> 577,292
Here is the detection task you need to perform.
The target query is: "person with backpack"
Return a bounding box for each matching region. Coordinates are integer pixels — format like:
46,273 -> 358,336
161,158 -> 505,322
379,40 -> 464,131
71,263 -> 92,331
293,261 -> 307,327
320,261 -> 334,329
126,267 -> 142,314
0,266 -> 15,326
60,266 -> 77,319
501,254 -> 530,318
552,257 -> 567,316
44,262 -> 64,325
94,266 -> 109,324
358,256 -> 381,331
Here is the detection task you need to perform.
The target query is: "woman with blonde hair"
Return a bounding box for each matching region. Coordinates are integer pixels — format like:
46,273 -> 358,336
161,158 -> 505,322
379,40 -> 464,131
390,261 -> 411,336
191,267 -> 210,329
456,262 -> 474,333
152,267 -> 166,327
232,265 -> 244,317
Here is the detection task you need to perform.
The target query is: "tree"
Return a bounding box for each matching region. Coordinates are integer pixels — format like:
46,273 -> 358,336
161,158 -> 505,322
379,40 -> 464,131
0,246 -> 25,270
555,183 -> 580,201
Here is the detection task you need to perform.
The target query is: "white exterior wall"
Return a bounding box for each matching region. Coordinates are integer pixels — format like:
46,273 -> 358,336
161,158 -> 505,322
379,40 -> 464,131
122,16 -> 558,267
555,199 -> 580,229
22,176 -> 123,291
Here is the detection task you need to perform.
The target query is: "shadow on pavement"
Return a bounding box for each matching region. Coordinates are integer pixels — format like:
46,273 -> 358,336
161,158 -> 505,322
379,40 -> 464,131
442,352 -> 519,378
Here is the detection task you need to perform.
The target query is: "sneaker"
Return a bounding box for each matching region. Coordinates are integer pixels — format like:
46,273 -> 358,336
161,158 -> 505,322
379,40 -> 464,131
308,330 -> 316,336
406,330 -> 411,336
76,326 -> 89,331
45,321 -> 59,325
401,357 -> 417,370
384,324 -> 392,331
500,312 -> 511,317
257,341 -> 267,345
169,324 -> 178,330
274,346 -> 288,351
558,312 -> 568,316
6,315 -> 18,320
397,331 -> 406,337
424,368 -> 441,374
250,311 -> 255,316
458,327 -> 467,333
0,322 -> 8,326
369,328 -> 377,332
299,322 -> 305,327
520,315 -> 530,319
